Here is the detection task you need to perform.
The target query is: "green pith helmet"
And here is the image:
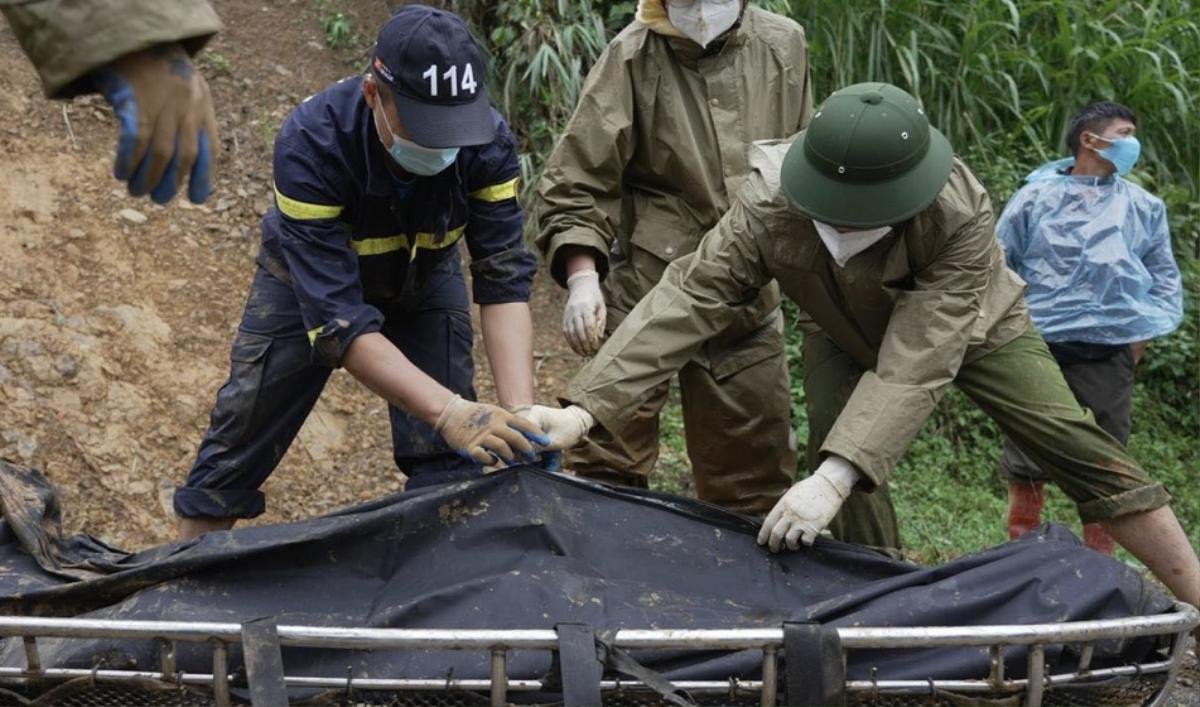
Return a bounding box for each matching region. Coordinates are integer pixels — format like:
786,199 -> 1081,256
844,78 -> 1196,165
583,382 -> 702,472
781,82 -> 953,227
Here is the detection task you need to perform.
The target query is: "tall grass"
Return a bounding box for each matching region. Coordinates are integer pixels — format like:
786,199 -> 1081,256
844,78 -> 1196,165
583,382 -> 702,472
490,2 -> 612,196
449,2 -> 632,197
788,0 -> 1200,196
455,0 -> 1199,198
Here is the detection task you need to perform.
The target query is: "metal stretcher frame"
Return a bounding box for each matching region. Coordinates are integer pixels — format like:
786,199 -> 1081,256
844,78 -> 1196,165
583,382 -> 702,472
0,601 -> 1195,707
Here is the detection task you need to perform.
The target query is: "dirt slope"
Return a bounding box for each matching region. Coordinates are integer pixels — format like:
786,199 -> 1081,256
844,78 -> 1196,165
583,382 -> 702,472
0,0 -> 576,549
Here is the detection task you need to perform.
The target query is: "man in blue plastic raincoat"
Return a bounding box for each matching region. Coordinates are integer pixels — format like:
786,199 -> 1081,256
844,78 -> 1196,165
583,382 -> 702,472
996,102 -> 1183,552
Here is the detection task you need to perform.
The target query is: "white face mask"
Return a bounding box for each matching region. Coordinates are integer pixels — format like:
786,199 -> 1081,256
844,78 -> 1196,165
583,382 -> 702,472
813,220 -> 893,267
667,0 -> 741,48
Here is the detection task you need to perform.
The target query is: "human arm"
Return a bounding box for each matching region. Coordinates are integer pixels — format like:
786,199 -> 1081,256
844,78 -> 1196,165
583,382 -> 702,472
793,26 -> 815,131
480,302 -> 535,409
1137,201 -> 1184,339
1130,340 -> 1148,364
994,187 -> 1032,272
531,44 -> 636,287
344,332 -> 544,464
564,193 -> 775,437
1,0 -> 220,97
458,114 -> 542,408
343,332 -> 456,424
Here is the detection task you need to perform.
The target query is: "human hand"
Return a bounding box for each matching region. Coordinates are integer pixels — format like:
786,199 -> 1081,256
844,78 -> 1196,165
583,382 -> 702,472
512,404 -> 595,451
562,270 -> 606,356
1131,340 -> 1148,365
434,395 -> 550,465
94,42 -> 218,204
757,455 -> 859,551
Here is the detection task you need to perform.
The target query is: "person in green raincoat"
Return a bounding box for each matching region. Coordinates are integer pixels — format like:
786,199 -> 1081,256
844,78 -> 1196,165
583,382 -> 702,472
522,83 -> 1200,610
530,0 -> 814,515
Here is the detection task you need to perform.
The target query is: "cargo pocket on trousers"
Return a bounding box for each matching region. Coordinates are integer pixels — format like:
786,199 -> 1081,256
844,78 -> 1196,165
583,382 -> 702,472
444,310 -> 476,397
210,331 -> 273,444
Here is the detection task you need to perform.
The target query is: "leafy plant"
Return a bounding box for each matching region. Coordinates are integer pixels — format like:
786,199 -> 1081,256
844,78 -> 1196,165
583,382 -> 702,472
792,0 -> 1200,195
447,1 -> 618,200
198,51 -> 233,78
323,11 -> 355,50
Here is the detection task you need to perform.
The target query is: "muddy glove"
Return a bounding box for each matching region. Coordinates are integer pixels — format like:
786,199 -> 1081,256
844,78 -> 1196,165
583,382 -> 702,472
435,395 -> 550,466
512,404 -> 595,451
93,42 -> 219,204
758,455 -> 860,552
563,270 -> 606,356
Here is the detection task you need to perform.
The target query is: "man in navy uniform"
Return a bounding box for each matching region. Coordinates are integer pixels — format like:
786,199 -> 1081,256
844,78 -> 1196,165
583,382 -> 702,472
174,5 -> 548,540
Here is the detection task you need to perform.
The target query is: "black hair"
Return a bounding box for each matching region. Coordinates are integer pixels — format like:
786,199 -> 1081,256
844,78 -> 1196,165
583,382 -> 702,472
1065,102 -> 1137,155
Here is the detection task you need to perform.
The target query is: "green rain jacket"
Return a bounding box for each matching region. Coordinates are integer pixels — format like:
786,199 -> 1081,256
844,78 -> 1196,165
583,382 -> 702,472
533,2 -> 812,373
2,0 -> 221,98
566,140 -> 1032,488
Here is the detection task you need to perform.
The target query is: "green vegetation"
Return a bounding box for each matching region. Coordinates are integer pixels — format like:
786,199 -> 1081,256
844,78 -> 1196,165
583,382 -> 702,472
459,0 -> 1198,200
790,0 -> 1200,195
258,120 -> 279,154
322,11 -> 356,50
312,0 -> 372,67
452,2 -> 634,199
198,51 -> 232,78
442,1 -> 1199,562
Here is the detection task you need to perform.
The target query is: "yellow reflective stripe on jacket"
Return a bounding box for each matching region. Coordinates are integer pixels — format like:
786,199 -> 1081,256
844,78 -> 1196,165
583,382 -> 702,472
307,325 -> 323,344
350,226 -> 466,258
274,185 -> 344,220
469,177 -> 519,203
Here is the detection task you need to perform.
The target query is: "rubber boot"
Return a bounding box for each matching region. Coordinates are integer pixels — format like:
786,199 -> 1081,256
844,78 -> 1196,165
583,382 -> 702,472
1082,522 -> 1116,555
1007,482 -> 1045,540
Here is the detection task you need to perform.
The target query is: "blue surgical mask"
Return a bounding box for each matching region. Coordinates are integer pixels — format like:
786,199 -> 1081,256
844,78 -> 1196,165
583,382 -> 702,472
1089,133 -> 1141,176
377,106 -> 459,176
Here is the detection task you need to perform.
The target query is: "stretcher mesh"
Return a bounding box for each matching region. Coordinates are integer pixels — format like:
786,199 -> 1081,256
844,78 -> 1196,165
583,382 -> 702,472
0,674 -> 1174,707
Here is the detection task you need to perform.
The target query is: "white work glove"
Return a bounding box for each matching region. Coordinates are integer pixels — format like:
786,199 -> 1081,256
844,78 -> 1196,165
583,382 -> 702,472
562,270 -> 606,356
757,455 -> 860,552
512,404 -> 595,451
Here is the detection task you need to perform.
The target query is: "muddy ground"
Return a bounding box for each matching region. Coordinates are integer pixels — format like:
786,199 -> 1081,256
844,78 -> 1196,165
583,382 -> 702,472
0,0 -> 582,550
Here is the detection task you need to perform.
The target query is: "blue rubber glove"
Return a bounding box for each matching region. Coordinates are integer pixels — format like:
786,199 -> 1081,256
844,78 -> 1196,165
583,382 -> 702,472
93,42 -> 218,204
538,451 -> 563,472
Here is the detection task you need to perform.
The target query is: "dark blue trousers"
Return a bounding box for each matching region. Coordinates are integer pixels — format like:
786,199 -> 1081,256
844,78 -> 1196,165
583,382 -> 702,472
174,261 -> 479,519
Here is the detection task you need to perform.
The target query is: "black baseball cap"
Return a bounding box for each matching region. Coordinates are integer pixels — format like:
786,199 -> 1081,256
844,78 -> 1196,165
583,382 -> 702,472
371,4 -> 494,148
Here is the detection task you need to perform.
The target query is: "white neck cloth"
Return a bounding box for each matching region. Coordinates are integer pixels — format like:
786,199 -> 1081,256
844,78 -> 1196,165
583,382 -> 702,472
813,220 -> 893,267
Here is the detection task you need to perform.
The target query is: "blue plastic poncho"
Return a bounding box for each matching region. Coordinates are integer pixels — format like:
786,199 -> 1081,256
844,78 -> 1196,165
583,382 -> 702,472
996,157 -> 1183,345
